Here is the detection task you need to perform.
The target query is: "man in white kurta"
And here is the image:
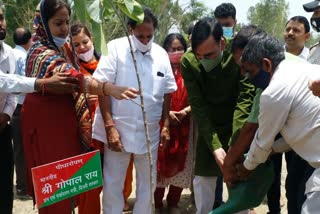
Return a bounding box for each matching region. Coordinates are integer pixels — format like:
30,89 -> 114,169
237,33 -> 320,214
92,8 -> 177,214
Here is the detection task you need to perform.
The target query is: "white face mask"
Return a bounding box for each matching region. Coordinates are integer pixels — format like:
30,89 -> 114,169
52,36 -> 67,48
131,34 -> 153,53
78,46 -> 94,62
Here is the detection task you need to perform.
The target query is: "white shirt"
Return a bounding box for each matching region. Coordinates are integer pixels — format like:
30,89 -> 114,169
298,46 -> 309,60
0,73 -> 35,93
13,45 -> 28,104
244,59 -> 320,172
285,46 -> 309,61
0,43 -> 18,118
92,36 -> 177,154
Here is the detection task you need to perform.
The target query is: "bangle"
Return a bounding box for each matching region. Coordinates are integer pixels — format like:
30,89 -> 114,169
105,123 -> 115,128
84,76 -> 90,93
102,82 -> 108,96
41,78 -> 46,95
162,127 -> 169,132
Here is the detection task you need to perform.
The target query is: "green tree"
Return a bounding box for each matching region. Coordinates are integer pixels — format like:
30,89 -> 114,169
247,0 -> 288,40
306,33 -> 320,48
180,0 -> 209,34
3,0 -> 38,46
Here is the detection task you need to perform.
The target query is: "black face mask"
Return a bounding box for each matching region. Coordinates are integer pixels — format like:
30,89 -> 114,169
311,17 -> 320,32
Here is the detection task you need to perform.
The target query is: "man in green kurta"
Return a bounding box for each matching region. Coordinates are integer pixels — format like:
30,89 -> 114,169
181,17 -> 254,214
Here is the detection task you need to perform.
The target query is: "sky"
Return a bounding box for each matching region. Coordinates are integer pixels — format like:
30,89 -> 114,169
181,0 -> 314,25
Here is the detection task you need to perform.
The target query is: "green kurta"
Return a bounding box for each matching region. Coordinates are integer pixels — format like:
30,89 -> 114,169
181,41 -> 247,176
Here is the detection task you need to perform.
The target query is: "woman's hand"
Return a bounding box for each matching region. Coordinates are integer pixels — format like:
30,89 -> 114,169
86,94 -> 98,106
159,127 -> 170,151
169,111 -> 181,126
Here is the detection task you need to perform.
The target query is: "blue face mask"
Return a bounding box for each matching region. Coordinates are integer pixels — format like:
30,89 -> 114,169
52,36 -> 67,48
222,26 -> 234,38
251,69 -> 271,89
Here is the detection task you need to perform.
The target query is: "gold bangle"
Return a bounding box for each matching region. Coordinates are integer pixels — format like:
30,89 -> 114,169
102,82 -> 109,96
162,127 -> 169,132
105,124 -> 115,128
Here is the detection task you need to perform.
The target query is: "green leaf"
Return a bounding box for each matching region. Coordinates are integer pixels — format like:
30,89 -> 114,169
117,0 -> 144,24
91,21 -> 108,55
73,0 -> 88,23
124,0 -> 134,14
88,0 -> 103,23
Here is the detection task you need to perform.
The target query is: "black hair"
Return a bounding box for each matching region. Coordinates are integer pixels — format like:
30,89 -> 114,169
13,28 -> 32,45
231,25 -> 264,52
127,7 -> 158,29
214,3 -> 236,20
71,23 -> 91,38
162,33 -> 188,52
286,16 -> 310,33
191,17 -> 223,51
187,21 -> 197,36
241,33 -> 285,70
42,0 -> 71,23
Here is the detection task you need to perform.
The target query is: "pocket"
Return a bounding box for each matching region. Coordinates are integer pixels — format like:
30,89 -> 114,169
152,76 -> 165,99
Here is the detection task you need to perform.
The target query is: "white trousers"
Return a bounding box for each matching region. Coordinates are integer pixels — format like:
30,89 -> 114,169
301,191 -> 320,214
193,176 -> 249,214
102,148 -> 158,214
193,176 -> 217,214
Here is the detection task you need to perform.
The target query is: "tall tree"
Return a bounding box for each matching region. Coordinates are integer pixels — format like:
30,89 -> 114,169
247,0 -> 288,40
3,0 -> 38,46
180,0 -> 209,35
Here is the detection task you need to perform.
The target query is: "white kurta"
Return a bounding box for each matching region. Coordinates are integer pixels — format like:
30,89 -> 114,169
92,36 -> 177,214
92,36 -> 177,154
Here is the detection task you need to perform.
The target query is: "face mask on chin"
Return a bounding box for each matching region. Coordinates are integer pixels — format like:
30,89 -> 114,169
52,36 -> 67,48
311,17 -> 320,32
78,46 -> 94,62
250,68 -> 271,89
132,34 -> 153,53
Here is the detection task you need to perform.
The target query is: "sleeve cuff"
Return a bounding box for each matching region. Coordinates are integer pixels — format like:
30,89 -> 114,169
243,158 -> 259,170
2,108 -> 14,119
28,77 -> 37,92
244,137 -> 271,170
211,133 -> 222,151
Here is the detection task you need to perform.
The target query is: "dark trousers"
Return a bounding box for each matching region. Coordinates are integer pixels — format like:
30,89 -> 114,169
11,104 -> 27,193
214,176 -> 223,206
154,185 -> 183,208
267,153 -> 282,214
285,152 -> 314,214
0,125 -> 13,214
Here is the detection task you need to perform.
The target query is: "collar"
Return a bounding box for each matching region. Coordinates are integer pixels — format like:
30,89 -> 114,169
0,42 -> 9,62
284,45 -> 309,60
298,46 -> 309,60
15,45 -> 28,53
